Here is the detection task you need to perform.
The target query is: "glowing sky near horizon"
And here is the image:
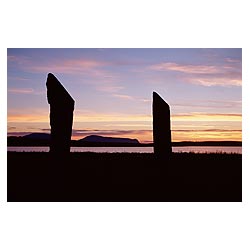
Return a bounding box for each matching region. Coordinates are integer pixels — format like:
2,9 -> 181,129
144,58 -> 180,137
7,48 -> 242,142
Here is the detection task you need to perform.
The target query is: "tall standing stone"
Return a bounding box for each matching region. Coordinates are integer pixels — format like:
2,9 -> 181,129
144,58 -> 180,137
46,73 -> 75,154
153,91 -> 172,157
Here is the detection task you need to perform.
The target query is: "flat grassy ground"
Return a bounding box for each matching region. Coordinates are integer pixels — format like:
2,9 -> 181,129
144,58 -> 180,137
7,152 -> 242,202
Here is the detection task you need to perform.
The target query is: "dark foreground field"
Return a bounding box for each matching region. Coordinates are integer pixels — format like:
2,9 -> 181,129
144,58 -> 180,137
7,152 -> 242,202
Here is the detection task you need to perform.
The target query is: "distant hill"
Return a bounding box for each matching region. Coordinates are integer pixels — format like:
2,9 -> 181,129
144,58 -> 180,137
79,135 -> 139,144
7,133 -> 242,147
23,133 -> 51,140
7,133 -> 141,147
8,133 -> 51,146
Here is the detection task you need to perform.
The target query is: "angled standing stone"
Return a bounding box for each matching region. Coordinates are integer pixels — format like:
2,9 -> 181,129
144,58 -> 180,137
153,91 -> 172,157
46,73 -> 75,154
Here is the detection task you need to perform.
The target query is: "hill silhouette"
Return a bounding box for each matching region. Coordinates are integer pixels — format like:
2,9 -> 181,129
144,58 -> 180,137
79,135 -> 139,144
7,133 -> 242,147
23,133 -> 51,140
7,133 -> 141,147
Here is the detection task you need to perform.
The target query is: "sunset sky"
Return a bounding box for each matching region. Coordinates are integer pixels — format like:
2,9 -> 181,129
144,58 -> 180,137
7,48 -> 242,143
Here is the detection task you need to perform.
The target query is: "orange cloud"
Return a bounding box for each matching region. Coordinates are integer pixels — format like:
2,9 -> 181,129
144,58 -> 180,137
8,106 -> 242,143
172,130 -> 242,142
112,94 -> 134,100
150,62 -> 219,74
8,88 -> 34,94
187,76 -> 241,87
8,108 -> 49,123
8,110 -> 241,125
8,114 -> 48,122
74,113 -> 152,123
172,113 -> 242,122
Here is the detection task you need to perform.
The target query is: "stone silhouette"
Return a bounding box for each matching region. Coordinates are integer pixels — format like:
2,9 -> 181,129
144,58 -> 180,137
153,91 -> 172,157
46,73 -> 75,154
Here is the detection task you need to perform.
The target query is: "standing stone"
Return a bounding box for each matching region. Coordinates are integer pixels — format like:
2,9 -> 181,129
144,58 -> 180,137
153,91 -> 172,157
46,73 -> 75,154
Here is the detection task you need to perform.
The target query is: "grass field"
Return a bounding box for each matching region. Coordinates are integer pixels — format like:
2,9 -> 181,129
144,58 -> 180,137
7,152 -> 242,202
